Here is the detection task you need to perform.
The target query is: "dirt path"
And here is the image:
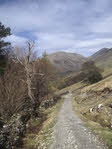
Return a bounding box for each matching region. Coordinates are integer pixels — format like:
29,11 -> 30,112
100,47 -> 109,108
50,94 -> 107,149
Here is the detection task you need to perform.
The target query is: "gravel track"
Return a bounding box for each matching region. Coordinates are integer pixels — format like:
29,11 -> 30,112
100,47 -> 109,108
50,94 -> 107,149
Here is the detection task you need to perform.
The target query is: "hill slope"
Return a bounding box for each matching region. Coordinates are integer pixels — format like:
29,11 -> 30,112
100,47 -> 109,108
90,48 -> 110,61
90,48 -> 112,75
58,74 -> 112,148
48,52 -> 87,76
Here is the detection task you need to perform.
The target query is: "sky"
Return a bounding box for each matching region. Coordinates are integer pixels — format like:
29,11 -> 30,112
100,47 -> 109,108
0,0 -> 112,56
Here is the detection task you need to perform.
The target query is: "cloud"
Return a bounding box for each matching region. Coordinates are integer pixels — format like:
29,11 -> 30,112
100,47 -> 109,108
0,0 -> 112,56
90,16 -> 112,33
4,33 -> 112,57
5,35 -> 27,46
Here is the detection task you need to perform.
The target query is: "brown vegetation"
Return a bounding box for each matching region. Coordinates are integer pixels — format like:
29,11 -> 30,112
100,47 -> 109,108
0,41 -> 60,149
0,41 -> 56,121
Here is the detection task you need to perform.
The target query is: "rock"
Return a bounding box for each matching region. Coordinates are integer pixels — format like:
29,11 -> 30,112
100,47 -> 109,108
41,99 -> 56,109
98,104 -> 103,110
81,112 -> 86,115
89,108 -> 93,113
0,112 -> 30,149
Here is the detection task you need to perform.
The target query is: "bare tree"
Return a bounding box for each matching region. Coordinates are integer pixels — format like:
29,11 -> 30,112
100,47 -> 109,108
14,41 -> 37,104
0,41 -> 55,119
13,41 -> 49,117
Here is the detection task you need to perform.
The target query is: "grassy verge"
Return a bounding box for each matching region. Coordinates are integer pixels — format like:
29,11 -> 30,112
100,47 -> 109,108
22,98 -> 64,149
72,98 -> 112,149
86,120 -> 112,148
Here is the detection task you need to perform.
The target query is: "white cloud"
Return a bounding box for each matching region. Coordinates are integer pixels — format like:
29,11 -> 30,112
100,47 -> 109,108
5,33 -> 112,56
1,0 -> 112,56
5,35 -> 27,46
36,33 -> 76,50
75,38 -> 112,48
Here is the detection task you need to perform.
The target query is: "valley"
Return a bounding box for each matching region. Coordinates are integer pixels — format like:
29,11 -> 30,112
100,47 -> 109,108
1,1 -> 112,148
0,45 -> 112,149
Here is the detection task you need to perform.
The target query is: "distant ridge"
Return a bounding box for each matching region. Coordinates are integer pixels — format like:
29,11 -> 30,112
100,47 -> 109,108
89,47 -> 112,73
90,48 -> 111,61
48,51 -> 87,76
48,47 -> 112,77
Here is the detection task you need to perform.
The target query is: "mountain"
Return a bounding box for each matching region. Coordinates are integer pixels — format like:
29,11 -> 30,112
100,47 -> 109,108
89,48 -> 112,75
48,52 -> 87,76
48,48 -> 112,77
90,48 -> 112,61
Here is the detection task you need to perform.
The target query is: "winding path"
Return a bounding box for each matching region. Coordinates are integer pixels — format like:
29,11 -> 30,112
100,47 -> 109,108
50,94 -> 107,149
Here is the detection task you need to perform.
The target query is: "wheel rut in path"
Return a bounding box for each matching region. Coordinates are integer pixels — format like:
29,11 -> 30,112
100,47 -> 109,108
50,94 -> 107,149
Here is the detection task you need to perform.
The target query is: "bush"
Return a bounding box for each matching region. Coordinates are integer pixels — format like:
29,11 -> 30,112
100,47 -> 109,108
87,71 -> 103,84
0,61 -> 26,120
81,61 -> 103,84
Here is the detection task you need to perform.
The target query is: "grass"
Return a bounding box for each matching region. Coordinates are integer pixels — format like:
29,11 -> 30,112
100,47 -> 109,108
95,49 -> 112,77
57,81 -> 86,95
72,98 -> 112,149
81,75 -> 112,93
86,120 -> 112,148
57,59 -> 112,148
57,76 -> 112,149
22,98 -> 64,149
62,75 -> 112,149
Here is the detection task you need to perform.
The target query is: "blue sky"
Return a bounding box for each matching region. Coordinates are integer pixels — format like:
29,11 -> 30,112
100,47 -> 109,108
1,0 -> 112,56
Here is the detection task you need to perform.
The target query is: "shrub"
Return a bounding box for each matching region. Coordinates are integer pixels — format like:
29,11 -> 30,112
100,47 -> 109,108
81,61 -> 103,84
87,70 -> 103,84
0,61 -> 26,120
